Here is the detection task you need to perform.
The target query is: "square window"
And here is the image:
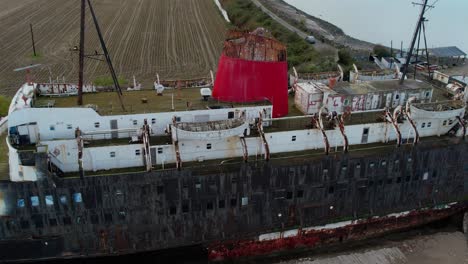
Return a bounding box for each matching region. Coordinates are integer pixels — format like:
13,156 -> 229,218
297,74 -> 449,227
49,125 -> 55,131
182,203 -> 189,213
241,197 -> 248,206
427,122 -> 432,128
59,195 -> 67,205
423,172 -> 429,181
228,112 -> 234,119
175,117 -> 181,122
17,199 -> 25,208
207,202 -> 214,210
443,120 -> 447,126
169,206 -> 177,215
73,193 -> 83,203
297,190 -> 304,198
449,120 -> 453,125
286,191 -> 293,199
135,149 -> 141,156
157,185 -> 164,194
292,136 -> 296,142
110,152 -> 116,158
133,120 -> 138,125
31,196 -> 40,207
219,200 -> 225,209
67,124 -> 73,129
206,143 -> 212,150
230,198 -> 237,207
381,161 -> 387,166
63,216 -> 72,225
421,123 -> 426,128
94,122 -> 100,128
157,148 -> 163,154
151,118 -> 156,124
45,195 -> 54,206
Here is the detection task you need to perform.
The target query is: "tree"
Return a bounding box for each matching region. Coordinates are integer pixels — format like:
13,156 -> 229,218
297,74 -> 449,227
373,44 -> 391,58
338,49 -> 353,66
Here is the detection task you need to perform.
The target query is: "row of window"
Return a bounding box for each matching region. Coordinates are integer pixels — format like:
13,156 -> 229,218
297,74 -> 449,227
17,193 -> 82,208
50,118 -> 160,131
169,197 -> 249,215
110,147 -> 165,158
49,111 -> 241,132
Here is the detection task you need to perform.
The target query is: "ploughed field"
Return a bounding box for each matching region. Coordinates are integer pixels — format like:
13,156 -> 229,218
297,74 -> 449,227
0,0 -> 227,96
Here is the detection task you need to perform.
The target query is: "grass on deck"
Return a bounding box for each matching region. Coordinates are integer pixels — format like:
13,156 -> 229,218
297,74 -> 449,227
35,89 -> 273,116
0,133 -> 9,181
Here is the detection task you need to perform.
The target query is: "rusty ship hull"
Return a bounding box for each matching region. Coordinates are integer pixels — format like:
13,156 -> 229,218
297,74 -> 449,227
1,137 -> 467,262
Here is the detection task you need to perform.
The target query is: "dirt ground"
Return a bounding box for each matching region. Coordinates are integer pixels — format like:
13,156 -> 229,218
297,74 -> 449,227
0,0 -> 227,96
279,232 -> 468,264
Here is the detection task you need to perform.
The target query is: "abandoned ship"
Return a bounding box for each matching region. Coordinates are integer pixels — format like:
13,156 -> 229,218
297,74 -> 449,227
1,0 -> 468,262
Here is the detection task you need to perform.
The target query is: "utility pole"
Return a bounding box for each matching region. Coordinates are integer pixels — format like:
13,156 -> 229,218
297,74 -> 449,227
400,0 -> 433,85
30,24 -> 37,57
87,0 -> 126,111
78,0 -> 86,106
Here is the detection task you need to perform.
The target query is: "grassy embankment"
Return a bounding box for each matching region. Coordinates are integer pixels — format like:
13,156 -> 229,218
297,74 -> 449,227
221,0 -> 337,73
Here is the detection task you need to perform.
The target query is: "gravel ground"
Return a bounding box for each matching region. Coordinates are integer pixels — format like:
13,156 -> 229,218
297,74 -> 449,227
277,232 -> 468,264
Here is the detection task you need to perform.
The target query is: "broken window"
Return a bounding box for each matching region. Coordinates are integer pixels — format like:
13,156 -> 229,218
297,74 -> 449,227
31,196 -> 39,207
45,195 -> 54,206
73,193 -> 82,203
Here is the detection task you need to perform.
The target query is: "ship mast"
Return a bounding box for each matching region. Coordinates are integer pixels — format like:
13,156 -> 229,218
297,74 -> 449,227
77,0 -> 126,111
399,0 -> 434,85
77,0 -> 85,106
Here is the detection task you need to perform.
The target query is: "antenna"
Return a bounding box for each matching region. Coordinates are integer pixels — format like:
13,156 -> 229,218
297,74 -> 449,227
399,0 -> 435,84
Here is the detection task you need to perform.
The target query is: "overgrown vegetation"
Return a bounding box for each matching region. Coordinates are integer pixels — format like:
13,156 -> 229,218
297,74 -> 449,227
221,0 -> 336,72
0,96 -> 10,117
93,76 -> 128,87
373,44 -> 391,58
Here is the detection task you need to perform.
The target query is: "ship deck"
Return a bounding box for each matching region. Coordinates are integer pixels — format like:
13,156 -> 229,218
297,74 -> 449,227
33,88 -> 275,116
59,134 -> 463,179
